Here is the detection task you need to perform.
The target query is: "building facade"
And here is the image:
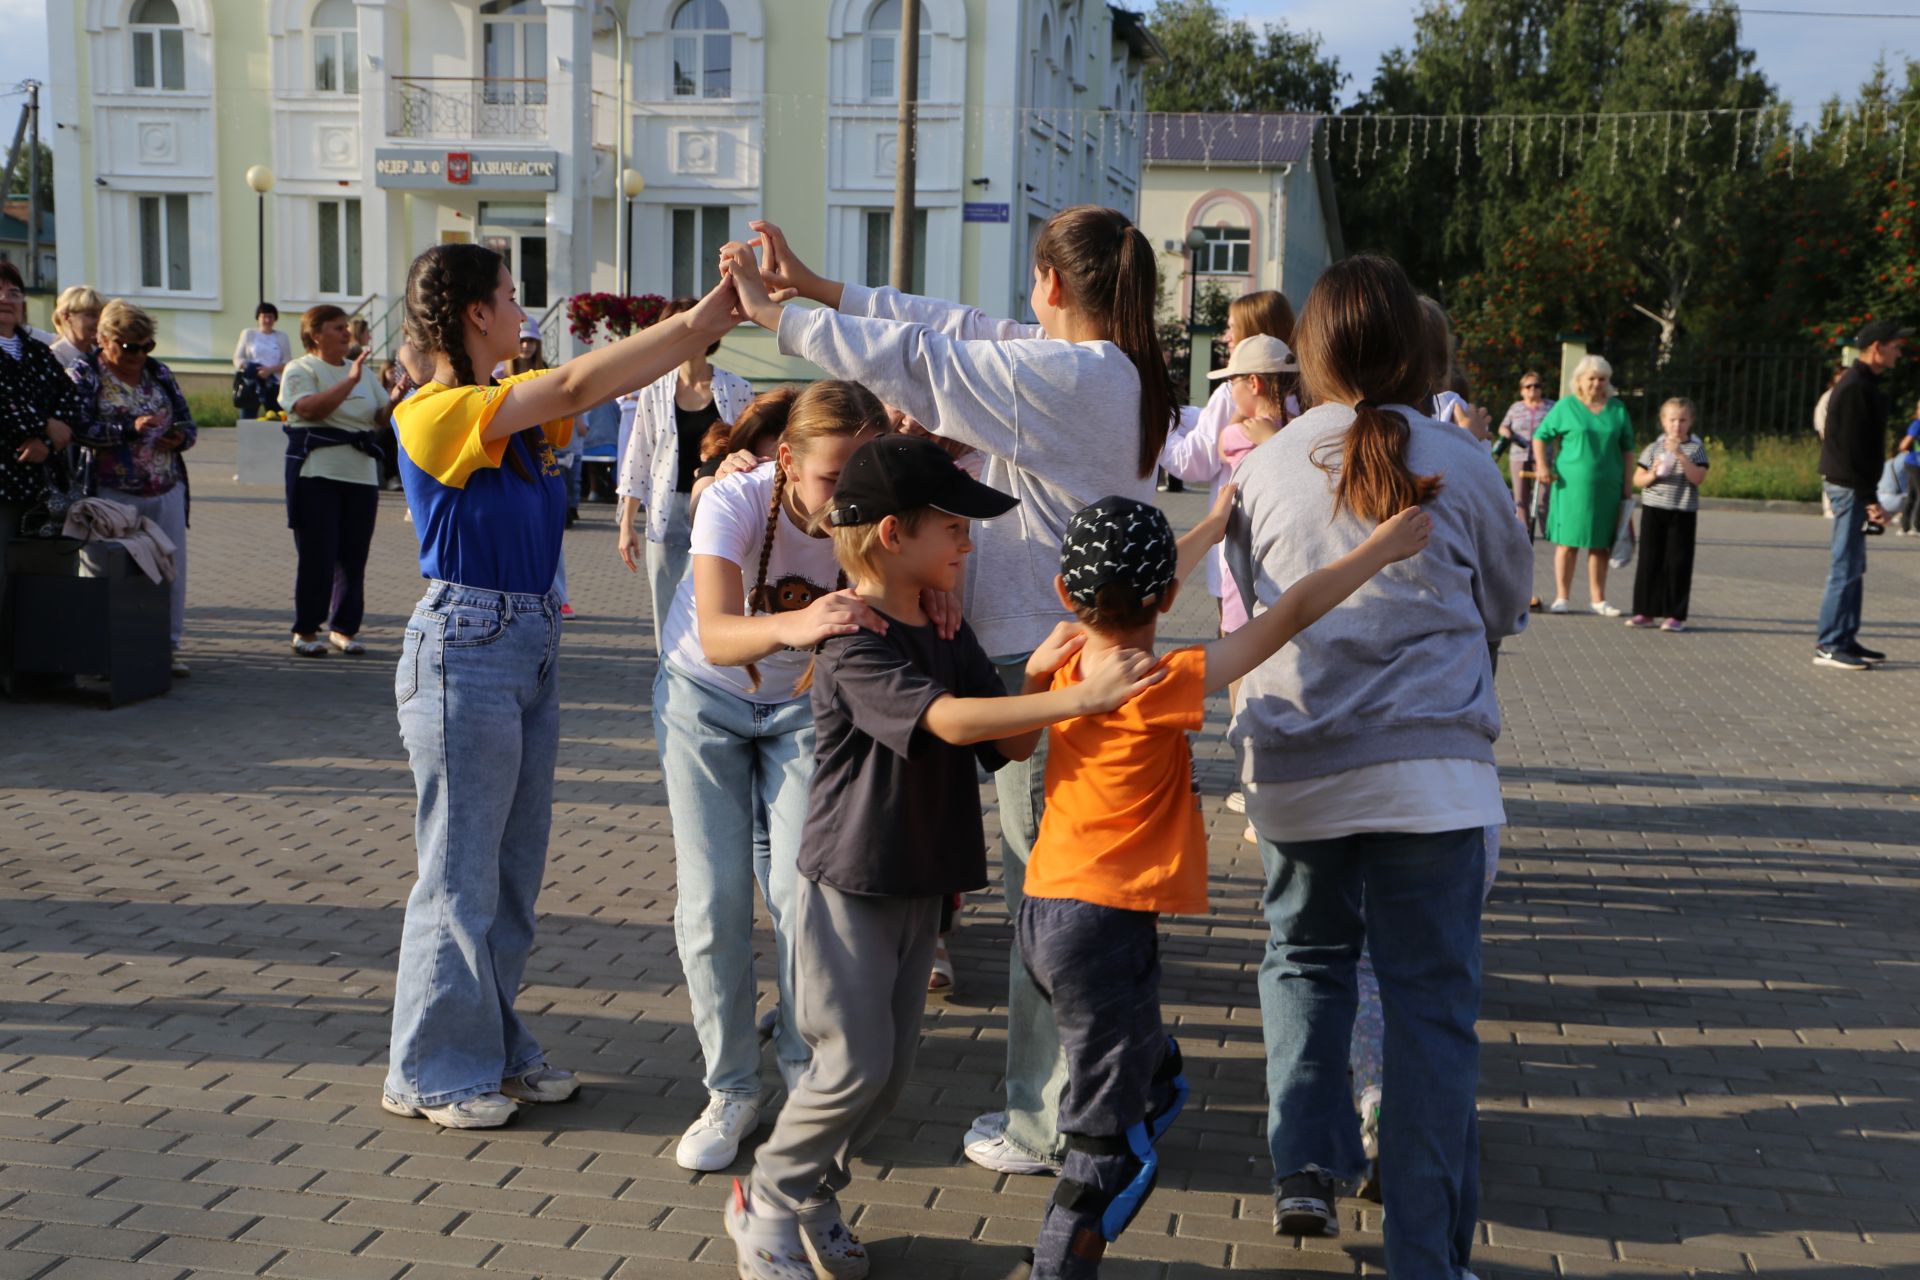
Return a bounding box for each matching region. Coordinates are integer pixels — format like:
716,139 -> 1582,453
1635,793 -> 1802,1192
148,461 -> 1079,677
1138,111 -> 1343,323
50,0 -> 1159,382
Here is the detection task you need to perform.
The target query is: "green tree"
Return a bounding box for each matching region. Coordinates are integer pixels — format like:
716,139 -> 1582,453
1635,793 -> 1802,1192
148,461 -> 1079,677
1144,0 -> 1346,115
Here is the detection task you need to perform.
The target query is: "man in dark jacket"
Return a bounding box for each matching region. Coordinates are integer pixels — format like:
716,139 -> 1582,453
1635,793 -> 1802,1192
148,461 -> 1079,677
1816,319 -> 1910,669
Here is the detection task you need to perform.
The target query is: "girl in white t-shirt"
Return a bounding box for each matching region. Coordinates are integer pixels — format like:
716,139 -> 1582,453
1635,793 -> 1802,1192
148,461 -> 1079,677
653,380 -> 887,1176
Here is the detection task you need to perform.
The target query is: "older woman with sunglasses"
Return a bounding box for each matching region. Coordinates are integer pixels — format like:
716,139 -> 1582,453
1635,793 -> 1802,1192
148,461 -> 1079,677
69,300 -> 197,677
1497,371 -> 1556,537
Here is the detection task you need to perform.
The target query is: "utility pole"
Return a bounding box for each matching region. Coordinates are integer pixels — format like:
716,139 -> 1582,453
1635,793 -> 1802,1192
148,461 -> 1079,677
25,81 -> 39,291
0,99 -> 29,253
888,0 -> 919,291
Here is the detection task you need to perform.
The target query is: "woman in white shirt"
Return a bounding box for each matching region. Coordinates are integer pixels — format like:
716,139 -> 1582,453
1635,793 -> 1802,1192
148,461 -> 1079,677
281,305 -> 387,657
615,296 -> 755,649
234,302 -> 294,415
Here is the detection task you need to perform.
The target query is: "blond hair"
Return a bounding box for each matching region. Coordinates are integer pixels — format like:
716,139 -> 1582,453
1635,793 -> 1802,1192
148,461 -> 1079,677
54,285 -> 104,323
98,299 -> 156,348
828,509 -> 929,587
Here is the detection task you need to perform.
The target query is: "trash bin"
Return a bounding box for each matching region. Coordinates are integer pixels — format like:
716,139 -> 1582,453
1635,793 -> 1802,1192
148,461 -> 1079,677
6,536 -> 172,706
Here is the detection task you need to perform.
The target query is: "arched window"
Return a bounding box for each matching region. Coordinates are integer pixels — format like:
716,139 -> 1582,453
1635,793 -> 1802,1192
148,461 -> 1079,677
481,0 -> 546,105
865,0 -> 930,102
1060,28 -> 1075,105
1031,11 -> 1052,116
131,0 -> 186,91
311,0 -> 358,94
671,0 -> 733,99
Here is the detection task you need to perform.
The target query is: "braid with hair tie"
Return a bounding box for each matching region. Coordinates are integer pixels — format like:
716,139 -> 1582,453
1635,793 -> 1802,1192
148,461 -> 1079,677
742,465 -> 788,690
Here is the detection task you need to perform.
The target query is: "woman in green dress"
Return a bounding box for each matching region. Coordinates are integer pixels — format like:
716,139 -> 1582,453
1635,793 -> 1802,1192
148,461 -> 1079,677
1535,354 -> 1636,615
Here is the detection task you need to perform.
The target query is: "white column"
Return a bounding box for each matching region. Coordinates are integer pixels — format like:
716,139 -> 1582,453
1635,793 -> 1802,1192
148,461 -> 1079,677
974,0 -> 1023,318
360,0 -> 401,329
545,0 -> 594,358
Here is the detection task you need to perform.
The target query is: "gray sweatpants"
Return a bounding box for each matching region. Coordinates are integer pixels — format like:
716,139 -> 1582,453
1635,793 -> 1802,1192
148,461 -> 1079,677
750,876 -> 940,1221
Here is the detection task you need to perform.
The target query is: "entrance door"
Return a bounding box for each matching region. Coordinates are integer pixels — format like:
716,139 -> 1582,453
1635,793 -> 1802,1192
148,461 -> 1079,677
477,202 -> 548,310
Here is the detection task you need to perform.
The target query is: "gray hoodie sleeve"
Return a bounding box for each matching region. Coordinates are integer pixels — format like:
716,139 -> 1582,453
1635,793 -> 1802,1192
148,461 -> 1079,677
1457,440 -> 1535,642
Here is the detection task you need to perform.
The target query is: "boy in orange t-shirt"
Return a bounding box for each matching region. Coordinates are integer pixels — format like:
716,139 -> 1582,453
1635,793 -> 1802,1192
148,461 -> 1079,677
1019,494 -> 1431,1279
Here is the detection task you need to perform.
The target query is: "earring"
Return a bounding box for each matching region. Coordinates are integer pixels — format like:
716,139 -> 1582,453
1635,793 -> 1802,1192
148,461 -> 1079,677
481,327 -> 489,337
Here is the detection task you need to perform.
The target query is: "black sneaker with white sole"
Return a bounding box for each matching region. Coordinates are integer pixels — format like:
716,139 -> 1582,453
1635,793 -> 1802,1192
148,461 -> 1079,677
1273,1171 -> 1339,1237
1814,647 -> 1872,671
1846,642 -> 1887,663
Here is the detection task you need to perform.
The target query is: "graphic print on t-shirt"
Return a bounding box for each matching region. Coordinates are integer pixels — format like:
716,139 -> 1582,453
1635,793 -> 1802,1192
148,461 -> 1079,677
751,573 -> 832,617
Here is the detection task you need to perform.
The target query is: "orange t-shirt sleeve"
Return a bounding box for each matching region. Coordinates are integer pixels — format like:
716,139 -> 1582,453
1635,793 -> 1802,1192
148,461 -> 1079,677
1130,647 -> 1208,730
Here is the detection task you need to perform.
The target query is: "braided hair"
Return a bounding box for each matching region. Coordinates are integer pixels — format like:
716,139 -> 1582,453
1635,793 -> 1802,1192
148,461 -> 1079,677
403,243 -> 544,482
740,380 -> 889,693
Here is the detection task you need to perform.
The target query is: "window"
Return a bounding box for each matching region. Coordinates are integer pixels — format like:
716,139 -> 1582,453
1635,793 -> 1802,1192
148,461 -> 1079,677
131,0 -> 186,91
312,0 -> 359,94
481,0 -> 547,105
317,198 -> 363,296
1194,225 -> 1251,275
671,206 -> 732,297
865,0 -> 931,102
671,0 -> 732,100
863,209 -> 927,294
137,194 -> 191,292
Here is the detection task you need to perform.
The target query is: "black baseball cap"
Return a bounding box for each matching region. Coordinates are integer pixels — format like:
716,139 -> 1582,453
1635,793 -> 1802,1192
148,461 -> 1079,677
827,434 -> 1018,527
1059,496 -> 1178,608
1856,319 -> 1914,347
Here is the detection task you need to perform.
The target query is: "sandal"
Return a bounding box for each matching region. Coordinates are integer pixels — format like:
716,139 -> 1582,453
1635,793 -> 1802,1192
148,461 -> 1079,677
291,637 -> 329,658
329,633 -> 366,655
927,939 -> 954,995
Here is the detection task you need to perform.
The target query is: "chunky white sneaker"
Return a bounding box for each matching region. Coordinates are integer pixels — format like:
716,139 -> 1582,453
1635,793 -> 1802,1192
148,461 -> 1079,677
677,1096 -> 760,1171
502,1066 -> 579,1104
962,1131 -> 1060,1176
724,1180 -> 814,1280
381,1091 -> 516,1129
1225,791 -> 1247,814
798,1208 -> 870,1280
1592,600 -> 1623,618
1547,598 -> 1571,614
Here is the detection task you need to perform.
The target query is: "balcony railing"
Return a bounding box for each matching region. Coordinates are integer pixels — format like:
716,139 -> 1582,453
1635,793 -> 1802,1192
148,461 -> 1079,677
388,77 -> 549,140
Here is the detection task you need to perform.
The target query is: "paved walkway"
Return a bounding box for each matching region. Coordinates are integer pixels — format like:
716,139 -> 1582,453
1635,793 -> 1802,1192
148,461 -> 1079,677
4,434 -> 1919,1279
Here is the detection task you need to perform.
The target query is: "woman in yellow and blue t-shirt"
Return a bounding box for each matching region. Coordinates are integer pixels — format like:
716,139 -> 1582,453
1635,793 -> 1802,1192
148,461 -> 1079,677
383,243 -> 740,1129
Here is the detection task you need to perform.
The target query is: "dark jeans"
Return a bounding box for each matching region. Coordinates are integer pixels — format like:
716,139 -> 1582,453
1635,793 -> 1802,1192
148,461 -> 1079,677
1816,483 -> 1867,651
241,362 -> 282,415
292,477 -> 379,637
1255,825 -> 1485,1280
1019,895 -> 1175,1280
1631,506 -> 1698,621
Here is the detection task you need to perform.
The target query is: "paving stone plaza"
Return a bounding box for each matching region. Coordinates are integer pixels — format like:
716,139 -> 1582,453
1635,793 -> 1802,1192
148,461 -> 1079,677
4,433 -> 1919,1279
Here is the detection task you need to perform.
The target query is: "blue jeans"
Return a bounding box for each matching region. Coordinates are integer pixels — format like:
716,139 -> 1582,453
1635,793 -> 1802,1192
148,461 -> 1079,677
386,582 -> 562,1107
993,654 -> 1070,1164
1256,826 -> 1485,1280
644,492 -> 693,655
652,662 -> 813,1099
1816,483 -> 1867,651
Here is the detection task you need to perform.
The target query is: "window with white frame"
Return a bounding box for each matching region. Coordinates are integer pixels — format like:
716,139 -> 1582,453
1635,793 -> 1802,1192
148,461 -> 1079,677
317,198 -> 363,296
131,0 -> 187,92
862,208 -> 927,293
865,0 -> 930,102
481,0 -> 547,105
137,194 -> 192,292
1194,225 -> 1251,275
671,0 -> 733,100
312,0 -> 359,94
671,206 -> 732,297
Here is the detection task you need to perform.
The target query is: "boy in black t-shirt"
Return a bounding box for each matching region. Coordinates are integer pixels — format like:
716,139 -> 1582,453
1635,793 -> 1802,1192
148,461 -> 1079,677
723,436 -> 1166,1280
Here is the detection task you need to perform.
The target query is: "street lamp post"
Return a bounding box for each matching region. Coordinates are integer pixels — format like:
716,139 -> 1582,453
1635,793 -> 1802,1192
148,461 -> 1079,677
1184,225 -> 1209,332
620,169 -> 645,297
245,165 -> 275,305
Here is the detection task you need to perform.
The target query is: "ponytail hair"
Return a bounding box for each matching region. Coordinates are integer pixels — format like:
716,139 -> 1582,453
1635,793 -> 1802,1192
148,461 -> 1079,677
403,243 -> 544,483
1033,205 -> 1176,479
1295,254 -> 1443,524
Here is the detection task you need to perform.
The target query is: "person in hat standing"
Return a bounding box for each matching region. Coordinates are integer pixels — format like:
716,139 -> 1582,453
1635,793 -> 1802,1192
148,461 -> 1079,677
722,435 -> 1166,1280
1815,318 -> 1910,670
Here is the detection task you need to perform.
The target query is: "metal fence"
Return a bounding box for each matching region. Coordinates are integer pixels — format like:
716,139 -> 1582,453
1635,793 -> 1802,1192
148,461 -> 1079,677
1601,343 -> 1834,448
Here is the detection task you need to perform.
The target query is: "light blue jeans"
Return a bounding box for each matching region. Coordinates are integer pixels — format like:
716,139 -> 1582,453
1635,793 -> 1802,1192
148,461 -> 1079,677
653,662 -> 813,1100
992,654 -> 1070,1164
644,492 -> 693,654
386,582 -> 562,1108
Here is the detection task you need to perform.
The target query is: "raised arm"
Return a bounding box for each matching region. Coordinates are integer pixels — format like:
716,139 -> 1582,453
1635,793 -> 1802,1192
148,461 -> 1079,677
1202,506 -> 1432,695
1174,484 -> 1235,586
921,639 -> 1163,751
480,279 -> 740,441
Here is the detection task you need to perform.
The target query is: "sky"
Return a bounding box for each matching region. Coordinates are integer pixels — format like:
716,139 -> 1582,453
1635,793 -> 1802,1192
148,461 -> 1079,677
1228,0 -> 1916,123
0,1 -> 1906,128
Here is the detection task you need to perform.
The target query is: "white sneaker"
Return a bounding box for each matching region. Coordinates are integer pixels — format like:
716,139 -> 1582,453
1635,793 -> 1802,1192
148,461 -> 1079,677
1225,791 -> 1247,814
502,1066 -> 578,1104
677,1096 -> 760,1171
963,1131 -> 1060,1176
1547,598 -> 1571,614
798,1209 -> 870,1280
1592,601 -> 1623,618
723,1179 -> 813,1280
381,1091 -> 516,1129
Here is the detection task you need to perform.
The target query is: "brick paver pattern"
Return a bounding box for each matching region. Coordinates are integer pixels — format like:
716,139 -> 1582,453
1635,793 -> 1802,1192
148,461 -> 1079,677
4,433 -> 1918,1278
